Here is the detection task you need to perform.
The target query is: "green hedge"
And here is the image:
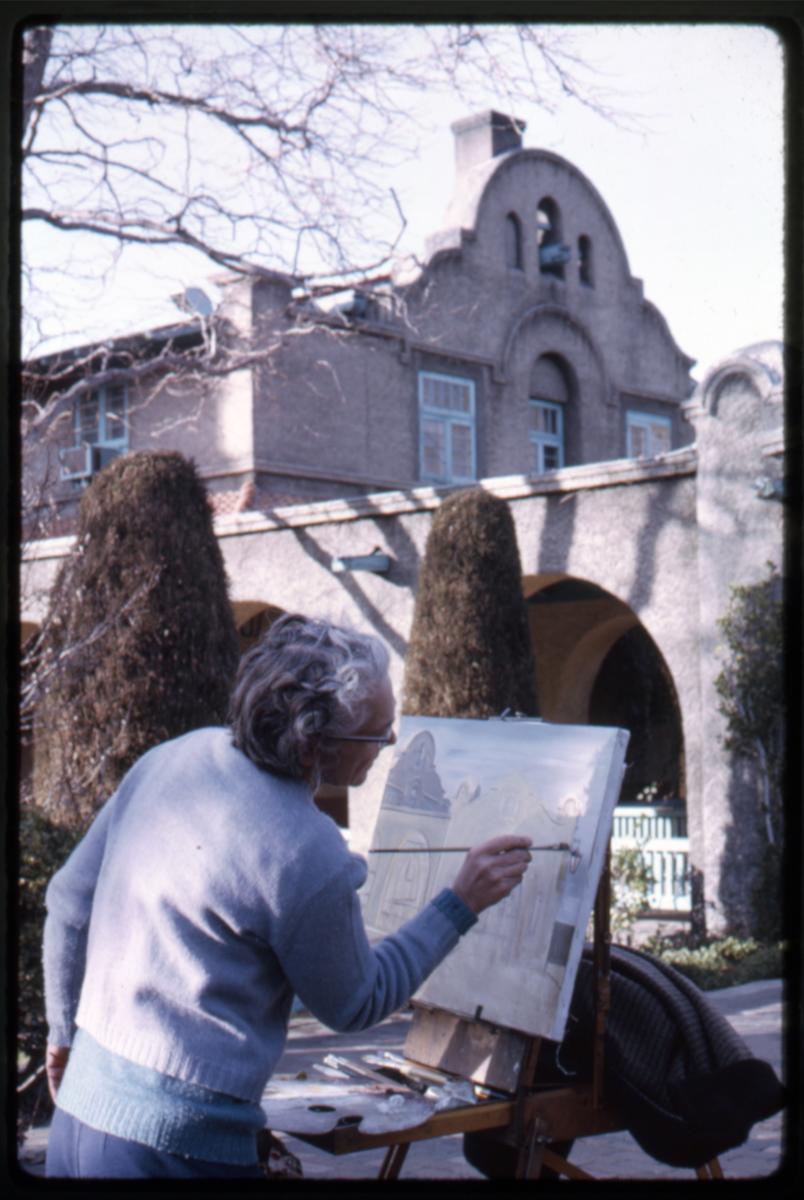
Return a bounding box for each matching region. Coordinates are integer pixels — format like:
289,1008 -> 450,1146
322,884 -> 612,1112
646,934 -> 785,990
17,804 -> 83,1137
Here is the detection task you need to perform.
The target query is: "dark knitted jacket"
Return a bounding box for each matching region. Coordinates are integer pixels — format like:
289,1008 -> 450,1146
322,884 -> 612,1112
465,943 -> 784,1174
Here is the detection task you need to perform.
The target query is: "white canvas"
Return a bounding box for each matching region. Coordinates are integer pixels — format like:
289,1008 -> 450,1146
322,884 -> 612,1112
360,716 -> 629,1042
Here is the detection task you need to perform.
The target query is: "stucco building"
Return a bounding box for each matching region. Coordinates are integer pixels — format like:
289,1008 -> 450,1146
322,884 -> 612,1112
21,112 -> 785,936
25,110 -> 695,526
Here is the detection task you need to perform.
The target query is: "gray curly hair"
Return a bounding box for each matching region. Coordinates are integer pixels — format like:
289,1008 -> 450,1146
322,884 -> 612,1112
229,612 -> 390,785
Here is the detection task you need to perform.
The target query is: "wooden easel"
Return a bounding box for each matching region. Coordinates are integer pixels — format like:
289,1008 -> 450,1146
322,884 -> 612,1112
289,849 -> 621,1179
283,848 -> 724,1179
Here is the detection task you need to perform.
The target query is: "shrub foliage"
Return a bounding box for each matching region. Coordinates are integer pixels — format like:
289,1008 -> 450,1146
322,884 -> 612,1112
29,450 -> 240,826
714,562 -> 784,939
644,932 -> 785,991
403,489 -> 538,718
16,803 -> 82,1137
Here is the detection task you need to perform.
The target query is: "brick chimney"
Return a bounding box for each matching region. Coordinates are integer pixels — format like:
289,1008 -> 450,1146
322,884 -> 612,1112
451,110 -> 526,180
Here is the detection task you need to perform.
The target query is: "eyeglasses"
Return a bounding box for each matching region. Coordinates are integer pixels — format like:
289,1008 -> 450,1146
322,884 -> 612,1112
327,731 -> 396,746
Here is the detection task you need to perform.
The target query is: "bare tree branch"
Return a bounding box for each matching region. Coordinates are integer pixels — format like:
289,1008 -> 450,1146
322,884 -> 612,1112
20,21 -> 642,522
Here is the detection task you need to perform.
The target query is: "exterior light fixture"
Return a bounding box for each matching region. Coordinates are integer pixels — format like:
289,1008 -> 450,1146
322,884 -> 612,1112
330,548 -> 392,574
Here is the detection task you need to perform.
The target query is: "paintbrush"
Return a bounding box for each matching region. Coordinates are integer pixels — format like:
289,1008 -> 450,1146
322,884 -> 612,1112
370,842 -> 577,854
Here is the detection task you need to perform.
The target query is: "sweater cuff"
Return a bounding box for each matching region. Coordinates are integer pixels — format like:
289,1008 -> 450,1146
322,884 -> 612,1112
431,888 -> 478,935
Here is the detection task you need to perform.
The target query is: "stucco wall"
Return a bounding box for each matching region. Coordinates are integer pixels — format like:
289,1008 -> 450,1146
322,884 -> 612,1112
686,348 -> 785,933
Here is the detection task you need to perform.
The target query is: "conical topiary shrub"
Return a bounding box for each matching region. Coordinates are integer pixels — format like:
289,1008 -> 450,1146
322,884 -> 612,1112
402,488 -> 539,718
31,450 -> 240,827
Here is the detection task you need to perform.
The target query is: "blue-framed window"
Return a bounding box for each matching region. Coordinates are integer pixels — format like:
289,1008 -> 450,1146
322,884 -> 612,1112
61,383 -> 129,481
529,399 -> 564,473
73,383 -> 128,450
419,371 -> 476,484
626,411 -> 671,459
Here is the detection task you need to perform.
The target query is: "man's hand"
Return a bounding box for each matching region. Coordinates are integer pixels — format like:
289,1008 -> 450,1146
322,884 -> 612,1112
451,835 -> 533,914
46,1045 -> 70,1102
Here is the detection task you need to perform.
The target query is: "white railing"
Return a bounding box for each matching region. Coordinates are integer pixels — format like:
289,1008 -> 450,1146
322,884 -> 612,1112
611,804 -> 690,913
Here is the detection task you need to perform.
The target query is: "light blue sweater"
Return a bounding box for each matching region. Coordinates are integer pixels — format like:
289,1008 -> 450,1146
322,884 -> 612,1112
43,727 -> 476,1145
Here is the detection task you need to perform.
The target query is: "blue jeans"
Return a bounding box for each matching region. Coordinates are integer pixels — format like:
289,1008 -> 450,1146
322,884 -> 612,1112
46,1106 -> 264,1179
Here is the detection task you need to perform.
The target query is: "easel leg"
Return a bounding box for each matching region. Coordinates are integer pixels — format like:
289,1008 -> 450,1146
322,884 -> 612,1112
695,1158 -> 725,1179
542,1148 -> 595,1181
514,1122 -> 546,1179
379,1141 -> 411,1179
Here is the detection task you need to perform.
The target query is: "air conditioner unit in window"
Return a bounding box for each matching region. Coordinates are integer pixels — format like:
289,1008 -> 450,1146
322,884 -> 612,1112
60,444 -> 122,482
59,444 -> 94,481
90,445 -> 121,472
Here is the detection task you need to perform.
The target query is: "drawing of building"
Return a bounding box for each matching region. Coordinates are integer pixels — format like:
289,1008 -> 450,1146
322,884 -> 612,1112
383,731 -> 451,816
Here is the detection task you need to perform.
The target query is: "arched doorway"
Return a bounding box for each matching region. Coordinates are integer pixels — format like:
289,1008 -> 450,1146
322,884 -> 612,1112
523,574 -> 684,806
231,601 -> 350,832
233,602 -> 285,654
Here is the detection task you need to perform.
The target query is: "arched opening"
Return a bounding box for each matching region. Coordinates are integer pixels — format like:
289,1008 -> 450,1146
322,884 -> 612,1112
233,602 -> 285,654
504,212 -> 524,270
589,624 -> 684,803
578,234 -> 594,287
523,575 -> 684,807
529,353 -> 575,469
537,197 -> 566,280
232,601 -> 350,831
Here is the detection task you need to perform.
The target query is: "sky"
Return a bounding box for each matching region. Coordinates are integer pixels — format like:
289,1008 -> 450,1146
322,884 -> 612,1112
22,22 -> 785,380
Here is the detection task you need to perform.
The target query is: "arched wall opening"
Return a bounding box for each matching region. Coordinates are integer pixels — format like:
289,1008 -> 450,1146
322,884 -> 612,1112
523,574 -> 685,807
232,600 -> 349,831
529,352 -> 577,468
233,601 -> 286,653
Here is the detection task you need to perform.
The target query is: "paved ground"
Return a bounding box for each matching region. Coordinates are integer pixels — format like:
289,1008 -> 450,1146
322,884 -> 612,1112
17,977 -> 787,1182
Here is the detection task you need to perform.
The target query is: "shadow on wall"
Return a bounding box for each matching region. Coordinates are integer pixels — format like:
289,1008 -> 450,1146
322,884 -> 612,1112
290,525 -> 409,660
536,491 -> 577,576
626,478 -> 695,611
718,758 -> 781,939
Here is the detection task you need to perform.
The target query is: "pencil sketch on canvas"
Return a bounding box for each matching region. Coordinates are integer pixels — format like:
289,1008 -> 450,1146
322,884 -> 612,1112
360,716 -> 629,1042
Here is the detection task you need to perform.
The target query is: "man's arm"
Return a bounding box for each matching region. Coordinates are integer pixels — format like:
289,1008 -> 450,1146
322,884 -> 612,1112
42,796 -> 115,1091
276,837 -> 531,1033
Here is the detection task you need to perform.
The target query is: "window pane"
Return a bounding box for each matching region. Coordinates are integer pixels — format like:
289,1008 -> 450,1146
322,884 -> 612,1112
529,400 -> 560,435
104,385 -> 127,441
543,444 -> 560,470
421,373 -> 471,413
630,425 -> 647,457
450,422 -> 473,478
452,382 -> 471,413
422,418 -> 446,478
77,394 -> 100,445
650,422 -> 671,454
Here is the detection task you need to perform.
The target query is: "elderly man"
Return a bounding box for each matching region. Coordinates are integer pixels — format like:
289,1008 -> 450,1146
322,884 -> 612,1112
43,613 -> 532,1178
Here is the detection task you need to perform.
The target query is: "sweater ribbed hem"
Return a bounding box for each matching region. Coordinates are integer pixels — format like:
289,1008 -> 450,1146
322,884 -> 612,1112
57,1030 -> 264,1165
73,1015 -> 273,1103
431,888 -> 478,935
